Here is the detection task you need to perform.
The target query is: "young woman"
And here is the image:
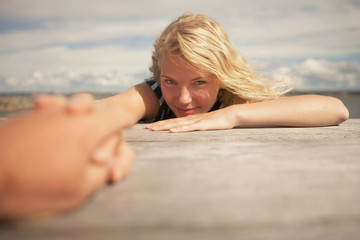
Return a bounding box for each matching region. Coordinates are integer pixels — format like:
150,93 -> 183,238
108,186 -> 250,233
92,13 -> 348,133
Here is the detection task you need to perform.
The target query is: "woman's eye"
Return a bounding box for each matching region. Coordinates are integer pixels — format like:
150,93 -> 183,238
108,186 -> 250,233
194,81 -> 206,85
164,79 -> 176,85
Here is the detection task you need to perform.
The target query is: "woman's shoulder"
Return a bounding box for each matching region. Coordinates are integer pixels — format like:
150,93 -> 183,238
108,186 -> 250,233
144,79 -> 162,100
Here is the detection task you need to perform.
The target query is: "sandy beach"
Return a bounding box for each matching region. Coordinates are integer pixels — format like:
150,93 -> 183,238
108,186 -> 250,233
0,95 -> 33,113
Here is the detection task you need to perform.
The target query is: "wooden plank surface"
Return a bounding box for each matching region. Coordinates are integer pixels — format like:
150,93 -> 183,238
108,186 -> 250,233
1,120 -> 360,240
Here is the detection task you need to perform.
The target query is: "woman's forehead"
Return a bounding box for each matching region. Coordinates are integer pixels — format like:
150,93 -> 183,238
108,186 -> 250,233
160,55 -> 212,77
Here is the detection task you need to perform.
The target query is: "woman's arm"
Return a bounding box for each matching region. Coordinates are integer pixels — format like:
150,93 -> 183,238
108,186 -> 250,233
0,103 -> 134,221
95,83 -> 160,124
34,83 -> 159,130
146,94 -> 349,132
232,94 -> 349,127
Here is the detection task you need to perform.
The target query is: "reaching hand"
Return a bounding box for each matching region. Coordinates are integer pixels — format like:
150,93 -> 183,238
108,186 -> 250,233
33,93 -> 130,184
0,103 -> 135,220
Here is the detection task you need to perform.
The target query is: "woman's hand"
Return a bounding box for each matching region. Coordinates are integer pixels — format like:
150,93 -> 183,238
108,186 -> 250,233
0,102 -> 134,221
33,93 -> 129,183
146,106 -> 238,133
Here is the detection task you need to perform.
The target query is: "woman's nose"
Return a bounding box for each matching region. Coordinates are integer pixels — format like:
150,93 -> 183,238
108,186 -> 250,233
178,87 -> 192,104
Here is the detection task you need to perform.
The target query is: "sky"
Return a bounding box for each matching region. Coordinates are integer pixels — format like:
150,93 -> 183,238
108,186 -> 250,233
0,0 -> 360,93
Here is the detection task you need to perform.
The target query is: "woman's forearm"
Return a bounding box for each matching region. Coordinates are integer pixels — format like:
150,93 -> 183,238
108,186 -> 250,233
233,94 -> 349,127
94,96 -> 141,128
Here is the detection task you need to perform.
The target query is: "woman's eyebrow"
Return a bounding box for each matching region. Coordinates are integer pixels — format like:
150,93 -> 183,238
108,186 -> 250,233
160,75 -> 205,81
191,76 -> 206,81
160,74 -> 174,79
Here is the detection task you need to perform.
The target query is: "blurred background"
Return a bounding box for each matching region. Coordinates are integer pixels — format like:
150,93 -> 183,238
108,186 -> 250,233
0,0 -> 359,116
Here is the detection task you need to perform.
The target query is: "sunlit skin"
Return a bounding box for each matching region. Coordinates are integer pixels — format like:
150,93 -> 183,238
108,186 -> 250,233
159,56 -> 220,118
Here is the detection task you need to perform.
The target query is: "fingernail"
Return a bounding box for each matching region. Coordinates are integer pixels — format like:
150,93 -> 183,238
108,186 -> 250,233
34,94 -> 49,101
145,124 -> 152,129
33,94 -> 50,107
68,97 -> 81,111
93,150 -> 109,164
113,167 -> 123,182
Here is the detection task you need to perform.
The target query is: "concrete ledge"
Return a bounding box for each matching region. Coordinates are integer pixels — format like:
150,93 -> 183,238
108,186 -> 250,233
1,119 -> 360,240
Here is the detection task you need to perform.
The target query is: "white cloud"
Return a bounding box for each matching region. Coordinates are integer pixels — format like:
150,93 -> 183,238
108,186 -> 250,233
2,69 -> 147,93
224,1 -> 360,59
271,59 -> 360,91
0,45 -> 151,78
0,19 -> 166,52
0,45 -> 152,92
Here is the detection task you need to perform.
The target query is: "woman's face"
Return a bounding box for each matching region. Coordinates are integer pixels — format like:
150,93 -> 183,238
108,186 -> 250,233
159,56 -> 220,117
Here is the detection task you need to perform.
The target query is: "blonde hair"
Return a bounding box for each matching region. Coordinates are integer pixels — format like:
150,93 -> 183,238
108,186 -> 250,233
149,13 -> 291,106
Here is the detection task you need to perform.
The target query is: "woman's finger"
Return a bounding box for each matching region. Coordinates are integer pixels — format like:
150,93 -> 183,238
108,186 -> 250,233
108,139 -> 135,183
91,134 -> 119,165
67,93 -> 94,115
33,94 -> 68,111
146,115 -> 200,131
169,123 -> 199,133
33,93 -> 94,115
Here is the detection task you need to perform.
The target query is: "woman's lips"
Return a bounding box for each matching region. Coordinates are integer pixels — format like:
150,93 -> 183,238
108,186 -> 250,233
176,107 -> 197,116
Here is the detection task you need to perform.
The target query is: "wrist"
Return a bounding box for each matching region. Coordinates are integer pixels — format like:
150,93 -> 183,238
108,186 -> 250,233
229,104 -> 244,127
